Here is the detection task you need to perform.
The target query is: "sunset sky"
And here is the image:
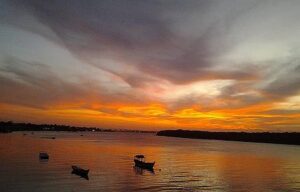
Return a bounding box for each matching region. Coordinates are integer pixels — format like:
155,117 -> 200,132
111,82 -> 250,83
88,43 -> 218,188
0,0 -> 300,131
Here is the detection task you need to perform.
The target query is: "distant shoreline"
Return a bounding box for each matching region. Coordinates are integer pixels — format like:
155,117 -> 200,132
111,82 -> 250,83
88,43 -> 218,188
0,121 -> 155,134
157,130 -> 300,146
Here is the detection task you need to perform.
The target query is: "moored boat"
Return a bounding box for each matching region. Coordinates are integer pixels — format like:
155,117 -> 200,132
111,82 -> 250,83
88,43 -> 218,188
39,152 -> 49,159
134,155 -> 155,170
71,165 -> 89,176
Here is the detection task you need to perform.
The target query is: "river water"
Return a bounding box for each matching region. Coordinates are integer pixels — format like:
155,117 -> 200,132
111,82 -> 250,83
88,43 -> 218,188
0,132 -> 299,192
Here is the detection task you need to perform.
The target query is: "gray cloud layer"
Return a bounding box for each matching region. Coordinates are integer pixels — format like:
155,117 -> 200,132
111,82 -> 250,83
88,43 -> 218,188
1,0 -> 300,116
3,0 -> 261,85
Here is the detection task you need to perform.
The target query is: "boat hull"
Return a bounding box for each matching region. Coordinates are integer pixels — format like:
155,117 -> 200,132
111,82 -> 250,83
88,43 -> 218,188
71,166 -> 89,175
39,153 -> 49,159
134,159 -> 155,170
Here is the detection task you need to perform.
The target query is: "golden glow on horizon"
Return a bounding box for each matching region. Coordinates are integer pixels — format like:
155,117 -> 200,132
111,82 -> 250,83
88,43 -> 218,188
1,98 -> 299,131
173,109 -> 225,119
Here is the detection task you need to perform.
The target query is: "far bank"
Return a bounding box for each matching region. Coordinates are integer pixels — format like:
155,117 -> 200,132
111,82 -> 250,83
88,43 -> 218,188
157,130 -> 300,145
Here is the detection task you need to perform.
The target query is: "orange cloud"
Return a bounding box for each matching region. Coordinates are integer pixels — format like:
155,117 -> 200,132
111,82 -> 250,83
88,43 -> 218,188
2,96 -> 299,132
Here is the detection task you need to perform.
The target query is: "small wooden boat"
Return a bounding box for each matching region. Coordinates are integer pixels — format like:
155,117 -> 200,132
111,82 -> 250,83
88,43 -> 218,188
71,165 -> 89,176
39,152 -> 49,159
134,155 -> 155,170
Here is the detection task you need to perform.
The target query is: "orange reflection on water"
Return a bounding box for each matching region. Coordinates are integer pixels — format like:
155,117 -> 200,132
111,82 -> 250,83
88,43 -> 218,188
215,154 -> 288,191
0,133 -> 300,191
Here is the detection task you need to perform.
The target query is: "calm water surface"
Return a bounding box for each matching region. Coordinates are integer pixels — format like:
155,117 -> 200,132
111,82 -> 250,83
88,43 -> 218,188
0,132 -> 299,192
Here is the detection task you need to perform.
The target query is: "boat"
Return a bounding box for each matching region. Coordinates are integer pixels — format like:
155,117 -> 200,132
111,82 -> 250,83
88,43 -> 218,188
71,165 -> 89,176
39,152 -> 49,159
134,166 -> 155,175
134,155 -> 155,170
